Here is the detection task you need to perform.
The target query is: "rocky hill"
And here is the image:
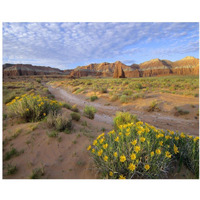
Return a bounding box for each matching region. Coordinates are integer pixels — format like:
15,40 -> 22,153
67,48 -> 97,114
3,64 -> 63,76
3,56 -> 199,78
70,56 -> 199,78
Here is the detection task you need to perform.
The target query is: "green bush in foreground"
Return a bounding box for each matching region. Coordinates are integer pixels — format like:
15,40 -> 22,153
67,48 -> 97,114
87,121 -> 199,179
70,112 -> 81,121
47,112 -> 72,132
83,105 -> 97,119
113,112 -> 138,130
90,95 -> 98,102
6,93 -> 61,122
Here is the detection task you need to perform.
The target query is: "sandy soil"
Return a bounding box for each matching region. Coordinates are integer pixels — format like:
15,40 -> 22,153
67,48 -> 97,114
3,82 -> 198,179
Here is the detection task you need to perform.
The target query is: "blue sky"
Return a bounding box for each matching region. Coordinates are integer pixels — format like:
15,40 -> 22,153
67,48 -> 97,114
3,22 -> 199,70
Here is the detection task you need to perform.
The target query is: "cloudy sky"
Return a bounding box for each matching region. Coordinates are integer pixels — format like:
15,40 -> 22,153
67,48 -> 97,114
3,22 -> 199,70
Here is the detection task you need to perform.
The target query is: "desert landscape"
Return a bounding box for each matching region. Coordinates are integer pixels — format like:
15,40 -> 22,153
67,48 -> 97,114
2,55 -> 199,179
2,22 -> 199,179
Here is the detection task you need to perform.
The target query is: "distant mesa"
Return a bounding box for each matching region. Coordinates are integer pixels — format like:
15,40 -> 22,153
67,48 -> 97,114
3,56 -> 199,78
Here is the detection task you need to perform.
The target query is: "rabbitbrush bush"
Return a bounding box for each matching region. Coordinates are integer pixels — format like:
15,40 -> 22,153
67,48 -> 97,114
87,121 -> 199,179
6,93 -> 61,122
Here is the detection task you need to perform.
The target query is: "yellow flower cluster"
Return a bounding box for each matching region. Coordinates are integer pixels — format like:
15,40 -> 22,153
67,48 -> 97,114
87,120 -> 198,179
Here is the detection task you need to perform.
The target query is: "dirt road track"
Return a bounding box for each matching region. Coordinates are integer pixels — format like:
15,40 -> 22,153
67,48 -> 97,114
47,84 -> 199,136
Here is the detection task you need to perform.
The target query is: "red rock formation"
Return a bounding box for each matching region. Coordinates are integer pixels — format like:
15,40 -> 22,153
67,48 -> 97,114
3,56 -> 199,78
113,61 -> 126,78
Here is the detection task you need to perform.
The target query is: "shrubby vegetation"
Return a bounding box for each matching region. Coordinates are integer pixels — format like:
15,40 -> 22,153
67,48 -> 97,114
47,112 -> 72,132
6,93 -> 61,122
83,105 -> 97,119
113,112 -> 138,129
87,120 -> 199,179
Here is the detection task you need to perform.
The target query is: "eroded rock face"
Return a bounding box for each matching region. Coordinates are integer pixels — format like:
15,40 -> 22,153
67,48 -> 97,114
3,64 -> 63,77
3,56 -> 199,78
113,62 -> 126,78
70,56 -> 198,78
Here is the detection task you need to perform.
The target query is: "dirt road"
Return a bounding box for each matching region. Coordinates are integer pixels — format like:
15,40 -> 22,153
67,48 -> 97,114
47,84 -> 199,136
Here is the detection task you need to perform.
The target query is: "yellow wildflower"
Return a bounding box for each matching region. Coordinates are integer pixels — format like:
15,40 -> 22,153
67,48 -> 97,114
156,149 -> 161,155
115,137 -> 119,142
170,131 -> 174,135
126,128 -> 130,132
165,135 -> 170,140
194,137 -> 199,142
103,155 -> 108,162
159,141 -> 163,146
128,163 -> 136,172
165,151 -> 171,158
97,133 -> 104,140
41,102 -> 44,105
87,145 -> 91,151
180,132 -> 185,138
103,143 -> 108,149
97,149 -> 103,156
134,146 -> 140,153
119,175 -> 126,179
120,155 -> 126,163
99,138 -> 104,144
43,113 -> 46,116
159,133 -> 164,138
109,171 -> 113,177
175,136 -> 179,141
137,130 -> 142,135
114,152 -> 118,157
131,139 -> 137,145
93,140 -> 97,146
26,108 -> 29,111
144,164 -> 150,171
119,132 -> 122,136
92,148 -> 95,153
125,132 -> 130,136
140,137 -> 146,143
145,127 -> 150,133
156,134 -> 160,139
150,151 -> 154,157
174,144 -> 179,154
130,153 -> 136,160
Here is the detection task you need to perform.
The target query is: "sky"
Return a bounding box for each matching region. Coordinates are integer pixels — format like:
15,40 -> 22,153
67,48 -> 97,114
2,22 -> 199,70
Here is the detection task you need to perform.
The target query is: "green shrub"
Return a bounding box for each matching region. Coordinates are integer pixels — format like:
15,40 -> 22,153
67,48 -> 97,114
120,95 -> 129,103
113,112 -> 138,129
6,94 -> 61,122
110,95 -> 118,102
99,87 -> 107,93
6,164 -> 17,175
83,105 -> 97,119
3,113 -> 7,120
30,168 -> 44,179
4,148 -> 23,161
70,112 -> 81,121
147,100 -> 160,112
87,122 -> 199,179
90,95 -> 98,102
75,88 -> 84,94
62,103 -> 72,110
47,112 -> 72,132
46,130 -> 58,137
71,104 -> 79,112
174,107 -> 190,116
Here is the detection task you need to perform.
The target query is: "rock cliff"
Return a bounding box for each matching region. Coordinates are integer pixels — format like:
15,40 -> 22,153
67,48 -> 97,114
3,56 -> 199,78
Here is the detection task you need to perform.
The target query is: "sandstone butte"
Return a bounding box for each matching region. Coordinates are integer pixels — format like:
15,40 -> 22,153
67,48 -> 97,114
3,56 -> 199,78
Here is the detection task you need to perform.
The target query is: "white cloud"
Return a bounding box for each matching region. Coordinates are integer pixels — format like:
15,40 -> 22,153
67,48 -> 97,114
3,22 -> 199,68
